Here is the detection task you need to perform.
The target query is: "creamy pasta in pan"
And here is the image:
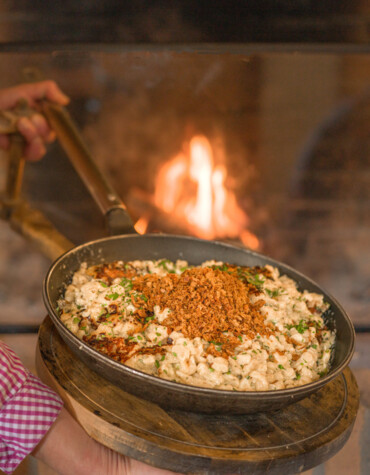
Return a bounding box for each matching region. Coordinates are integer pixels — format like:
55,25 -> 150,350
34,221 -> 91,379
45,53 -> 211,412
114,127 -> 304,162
58,259 -> 335,391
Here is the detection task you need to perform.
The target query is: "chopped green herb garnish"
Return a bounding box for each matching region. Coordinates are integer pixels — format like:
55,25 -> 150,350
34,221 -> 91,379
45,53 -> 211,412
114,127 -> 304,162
285,319 -> 309,334
107,292 -> 119,301
265,288 -> 281,298
158,259 -> 175,273
213,264 -> 229,272
237,268 -> 265,288
296,320 -> 308,334
120,278 -> 133,290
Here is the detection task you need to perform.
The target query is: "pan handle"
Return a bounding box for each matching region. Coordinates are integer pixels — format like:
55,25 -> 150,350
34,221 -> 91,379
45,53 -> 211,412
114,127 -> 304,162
42,102 -> 137,236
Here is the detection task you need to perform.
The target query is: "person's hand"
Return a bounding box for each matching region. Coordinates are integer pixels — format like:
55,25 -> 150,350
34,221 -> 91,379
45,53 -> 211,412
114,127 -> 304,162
0,80 -> 69,161
32,407 -> 183,475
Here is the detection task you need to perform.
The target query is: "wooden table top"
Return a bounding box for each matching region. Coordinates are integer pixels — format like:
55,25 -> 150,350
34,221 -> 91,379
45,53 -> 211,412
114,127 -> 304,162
36,316 -> 360,475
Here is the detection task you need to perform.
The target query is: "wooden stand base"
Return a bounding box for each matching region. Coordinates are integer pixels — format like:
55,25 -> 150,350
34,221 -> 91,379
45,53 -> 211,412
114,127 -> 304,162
36,316 -> 359,475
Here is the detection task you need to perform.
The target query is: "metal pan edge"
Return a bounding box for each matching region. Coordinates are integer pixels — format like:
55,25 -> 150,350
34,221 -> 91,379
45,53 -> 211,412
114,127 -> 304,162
43,234 -> 355,414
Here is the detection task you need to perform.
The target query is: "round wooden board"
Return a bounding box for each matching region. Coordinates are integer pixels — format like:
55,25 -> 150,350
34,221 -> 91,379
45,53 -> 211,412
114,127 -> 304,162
36,316 -> 359,475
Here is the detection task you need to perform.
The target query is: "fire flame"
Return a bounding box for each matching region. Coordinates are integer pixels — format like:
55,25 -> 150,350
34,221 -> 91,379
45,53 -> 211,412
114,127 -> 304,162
134,216 -> 149,235
153,135 -> 259,249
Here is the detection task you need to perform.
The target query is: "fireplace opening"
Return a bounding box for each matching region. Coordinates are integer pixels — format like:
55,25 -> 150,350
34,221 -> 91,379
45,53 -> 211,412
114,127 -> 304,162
129,134 -> 260,250
0,50 -> 369,331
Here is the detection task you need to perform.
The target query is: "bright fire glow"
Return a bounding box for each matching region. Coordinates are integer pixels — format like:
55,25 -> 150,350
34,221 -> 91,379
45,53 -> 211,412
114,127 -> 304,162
134,217 -> 149,235
153,135 -> 259,249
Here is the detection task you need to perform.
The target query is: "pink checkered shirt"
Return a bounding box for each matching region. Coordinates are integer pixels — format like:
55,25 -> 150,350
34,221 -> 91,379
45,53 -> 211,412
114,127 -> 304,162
0,341 -> 63,474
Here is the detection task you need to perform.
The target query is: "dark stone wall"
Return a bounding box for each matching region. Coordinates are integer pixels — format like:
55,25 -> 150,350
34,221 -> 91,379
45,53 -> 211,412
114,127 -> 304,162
0,1 -> 369,46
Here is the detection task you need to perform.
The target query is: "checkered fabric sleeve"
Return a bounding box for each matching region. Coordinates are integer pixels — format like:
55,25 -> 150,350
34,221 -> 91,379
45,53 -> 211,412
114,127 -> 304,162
0,341 -> 63,474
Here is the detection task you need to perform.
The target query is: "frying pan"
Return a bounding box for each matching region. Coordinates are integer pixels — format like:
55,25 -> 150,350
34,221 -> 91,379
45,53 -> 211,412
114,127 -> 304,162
42,103 -> 355,414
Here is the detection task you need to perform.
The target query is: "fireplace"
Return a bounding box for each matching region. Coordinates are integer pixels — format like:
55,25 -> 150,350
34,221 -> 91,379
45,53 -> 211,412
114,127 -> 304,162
0,4 -> 369,328
0,48 -> 369,332
0,5 -> 369,474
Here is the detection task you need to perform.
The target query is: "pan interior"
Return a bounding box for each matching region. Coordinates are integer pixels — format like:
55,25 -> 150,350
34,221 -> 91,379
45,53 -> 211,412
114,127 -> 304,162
44,234 -> 355,405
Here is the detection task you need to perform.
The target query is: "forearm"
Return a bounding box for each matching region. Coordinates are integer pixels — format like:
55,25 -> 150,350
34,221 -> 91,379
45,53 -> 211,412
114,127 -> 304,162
32,408 -> 180,475
0,340 -> 126,475
32,407 -> 129,475
0,342 -> 63,474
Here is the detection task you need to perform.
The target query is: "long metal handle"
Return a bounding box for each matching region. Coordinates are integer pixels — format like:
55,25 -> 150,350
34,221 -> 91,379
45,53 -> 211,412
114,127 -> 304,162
0,101 -> 74,259
5,134 -> 25,207
42,102 -> 137,236
0,100 -> 31,217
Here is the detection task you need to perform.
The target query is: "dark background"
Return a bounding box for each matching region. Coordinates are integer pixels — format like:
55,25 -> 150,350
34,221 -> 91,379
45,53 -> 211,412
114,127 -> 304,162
0,0 -> 369,47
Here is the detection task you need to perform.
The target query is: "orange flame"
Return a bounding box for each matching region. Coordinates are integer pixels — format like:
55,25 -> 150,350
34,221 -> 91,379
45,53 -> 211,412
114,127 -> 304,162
154,135 -> 259,249
134,216 -> 149,235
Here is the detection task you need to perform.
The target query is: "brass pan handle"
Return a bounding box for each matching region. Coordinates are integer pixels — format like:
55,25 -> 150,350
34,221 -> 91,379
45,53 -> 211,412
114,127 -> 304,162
5,134 -> 25,209
42,102 -> 137,236
0,99 -> 29,217
0,99 -> 74,260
